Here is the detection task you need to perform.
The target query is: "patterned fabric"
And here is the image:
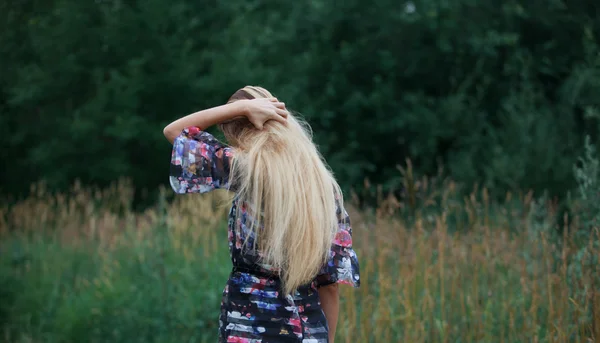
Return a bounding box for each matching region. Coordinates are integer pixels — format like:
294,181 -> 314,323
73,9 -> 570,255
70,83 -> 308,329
169,127 -> 360,343
170,126 -> 234,194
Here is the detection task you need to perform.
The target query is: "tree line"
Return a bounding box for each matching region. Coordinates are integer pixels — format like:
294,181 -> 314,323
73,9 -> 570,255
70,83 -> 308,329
1,0 -> 599,200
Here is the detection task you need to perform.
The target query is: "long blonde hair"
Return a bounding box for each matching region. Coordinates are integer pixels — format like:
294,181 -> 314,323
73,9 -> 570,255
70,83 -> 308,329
221,86 -> 342,294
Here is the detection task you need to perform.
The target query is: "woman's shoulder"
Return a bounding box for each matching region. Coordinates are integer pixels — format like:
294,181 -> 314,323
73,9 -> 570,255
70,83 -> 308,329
181,126 -> 225,145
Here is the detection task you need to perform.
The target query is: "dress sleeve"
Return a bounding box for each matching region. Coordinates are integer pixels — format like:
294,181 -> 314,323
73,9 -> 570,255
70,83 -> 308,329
314,195 -> 360,288
169,126 -> 235,194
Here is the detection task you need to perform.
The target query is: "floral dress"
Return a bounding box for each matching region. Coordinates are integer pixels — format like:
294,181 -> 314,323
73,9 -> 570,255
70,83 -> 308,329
169,127 -> 360,343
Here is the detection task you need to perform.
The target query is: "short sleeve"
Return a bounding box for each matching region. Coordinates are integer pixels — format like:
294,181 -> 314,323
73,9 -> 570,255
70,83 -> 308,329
169,126 -> 235,194
314,196 -> 360,288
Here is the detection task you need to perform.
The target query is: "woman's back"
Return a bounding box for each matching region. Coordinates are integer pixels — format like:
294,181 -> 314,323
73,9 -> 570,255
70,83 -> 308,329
166,86 -> 360,342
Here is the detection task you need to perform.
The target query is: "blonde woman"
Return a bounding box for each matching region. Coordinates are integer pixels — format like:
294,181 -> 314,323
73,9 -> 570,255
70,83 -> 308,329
163,86 -> 360,343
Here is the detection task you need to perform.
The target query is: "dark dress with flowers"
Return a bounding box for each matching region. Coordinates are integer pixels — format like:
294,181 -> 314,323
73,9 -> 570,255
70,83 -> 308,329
169,127 -> 360,343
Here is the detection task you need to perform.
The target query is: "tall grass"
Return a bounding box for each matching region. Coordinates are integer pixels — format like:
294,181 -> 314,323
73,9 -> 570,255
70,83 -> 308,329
1,172 -> 599,342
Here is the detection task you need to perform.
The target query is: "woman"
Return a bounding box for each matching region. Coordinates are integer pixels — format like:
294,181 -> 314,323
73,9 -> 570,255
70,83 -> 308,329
163,86 -> 360,343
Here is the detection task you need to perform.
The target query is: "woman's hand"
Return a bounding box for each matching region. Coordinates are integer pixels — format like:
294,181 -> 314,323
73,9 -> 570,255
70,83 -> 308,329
242,98 -> 288,130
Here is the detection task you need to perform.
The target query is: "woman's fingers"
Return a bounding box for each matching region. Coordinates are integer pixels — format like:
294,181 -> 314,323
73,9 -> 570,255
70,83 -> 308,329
273,101 -> 286,109
271,111 -> 288,125
275,108 -> 289,118
248,97 -> 288,128
271,115 -> 287,125
268,98 -> 286,110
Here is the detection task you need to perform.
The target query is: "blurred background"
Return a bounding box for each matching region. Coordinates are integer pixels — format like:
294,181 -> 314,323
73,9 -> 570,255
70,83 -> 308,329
1,0 -> 600,342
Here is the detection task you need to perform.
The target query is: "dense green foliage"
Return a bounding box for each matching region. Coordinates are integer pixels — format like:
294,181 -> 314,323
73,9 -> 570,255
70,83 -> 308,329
2,0 -> 600,197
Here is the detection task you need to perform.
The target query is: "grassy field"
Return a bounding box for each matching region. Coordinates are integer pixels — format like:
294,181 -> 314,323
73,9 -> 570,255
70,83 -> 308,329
1,175 -> 599,342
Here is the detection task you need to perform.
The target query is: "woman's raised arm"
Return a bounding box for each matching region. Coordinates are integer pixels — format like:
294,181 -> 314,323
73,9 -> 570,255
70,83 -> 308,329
163,98 -> 288,144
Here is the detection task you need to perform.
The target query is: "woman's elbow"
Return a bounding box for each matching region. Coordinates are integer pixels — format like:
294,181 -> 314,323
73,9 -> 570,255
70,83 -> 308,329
163,125 -> 177,143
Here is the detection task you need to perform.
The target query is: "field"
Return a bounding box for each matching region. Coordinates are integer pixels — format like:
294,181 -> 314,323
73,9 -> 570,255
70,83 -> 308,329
1,174 -> 599,342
